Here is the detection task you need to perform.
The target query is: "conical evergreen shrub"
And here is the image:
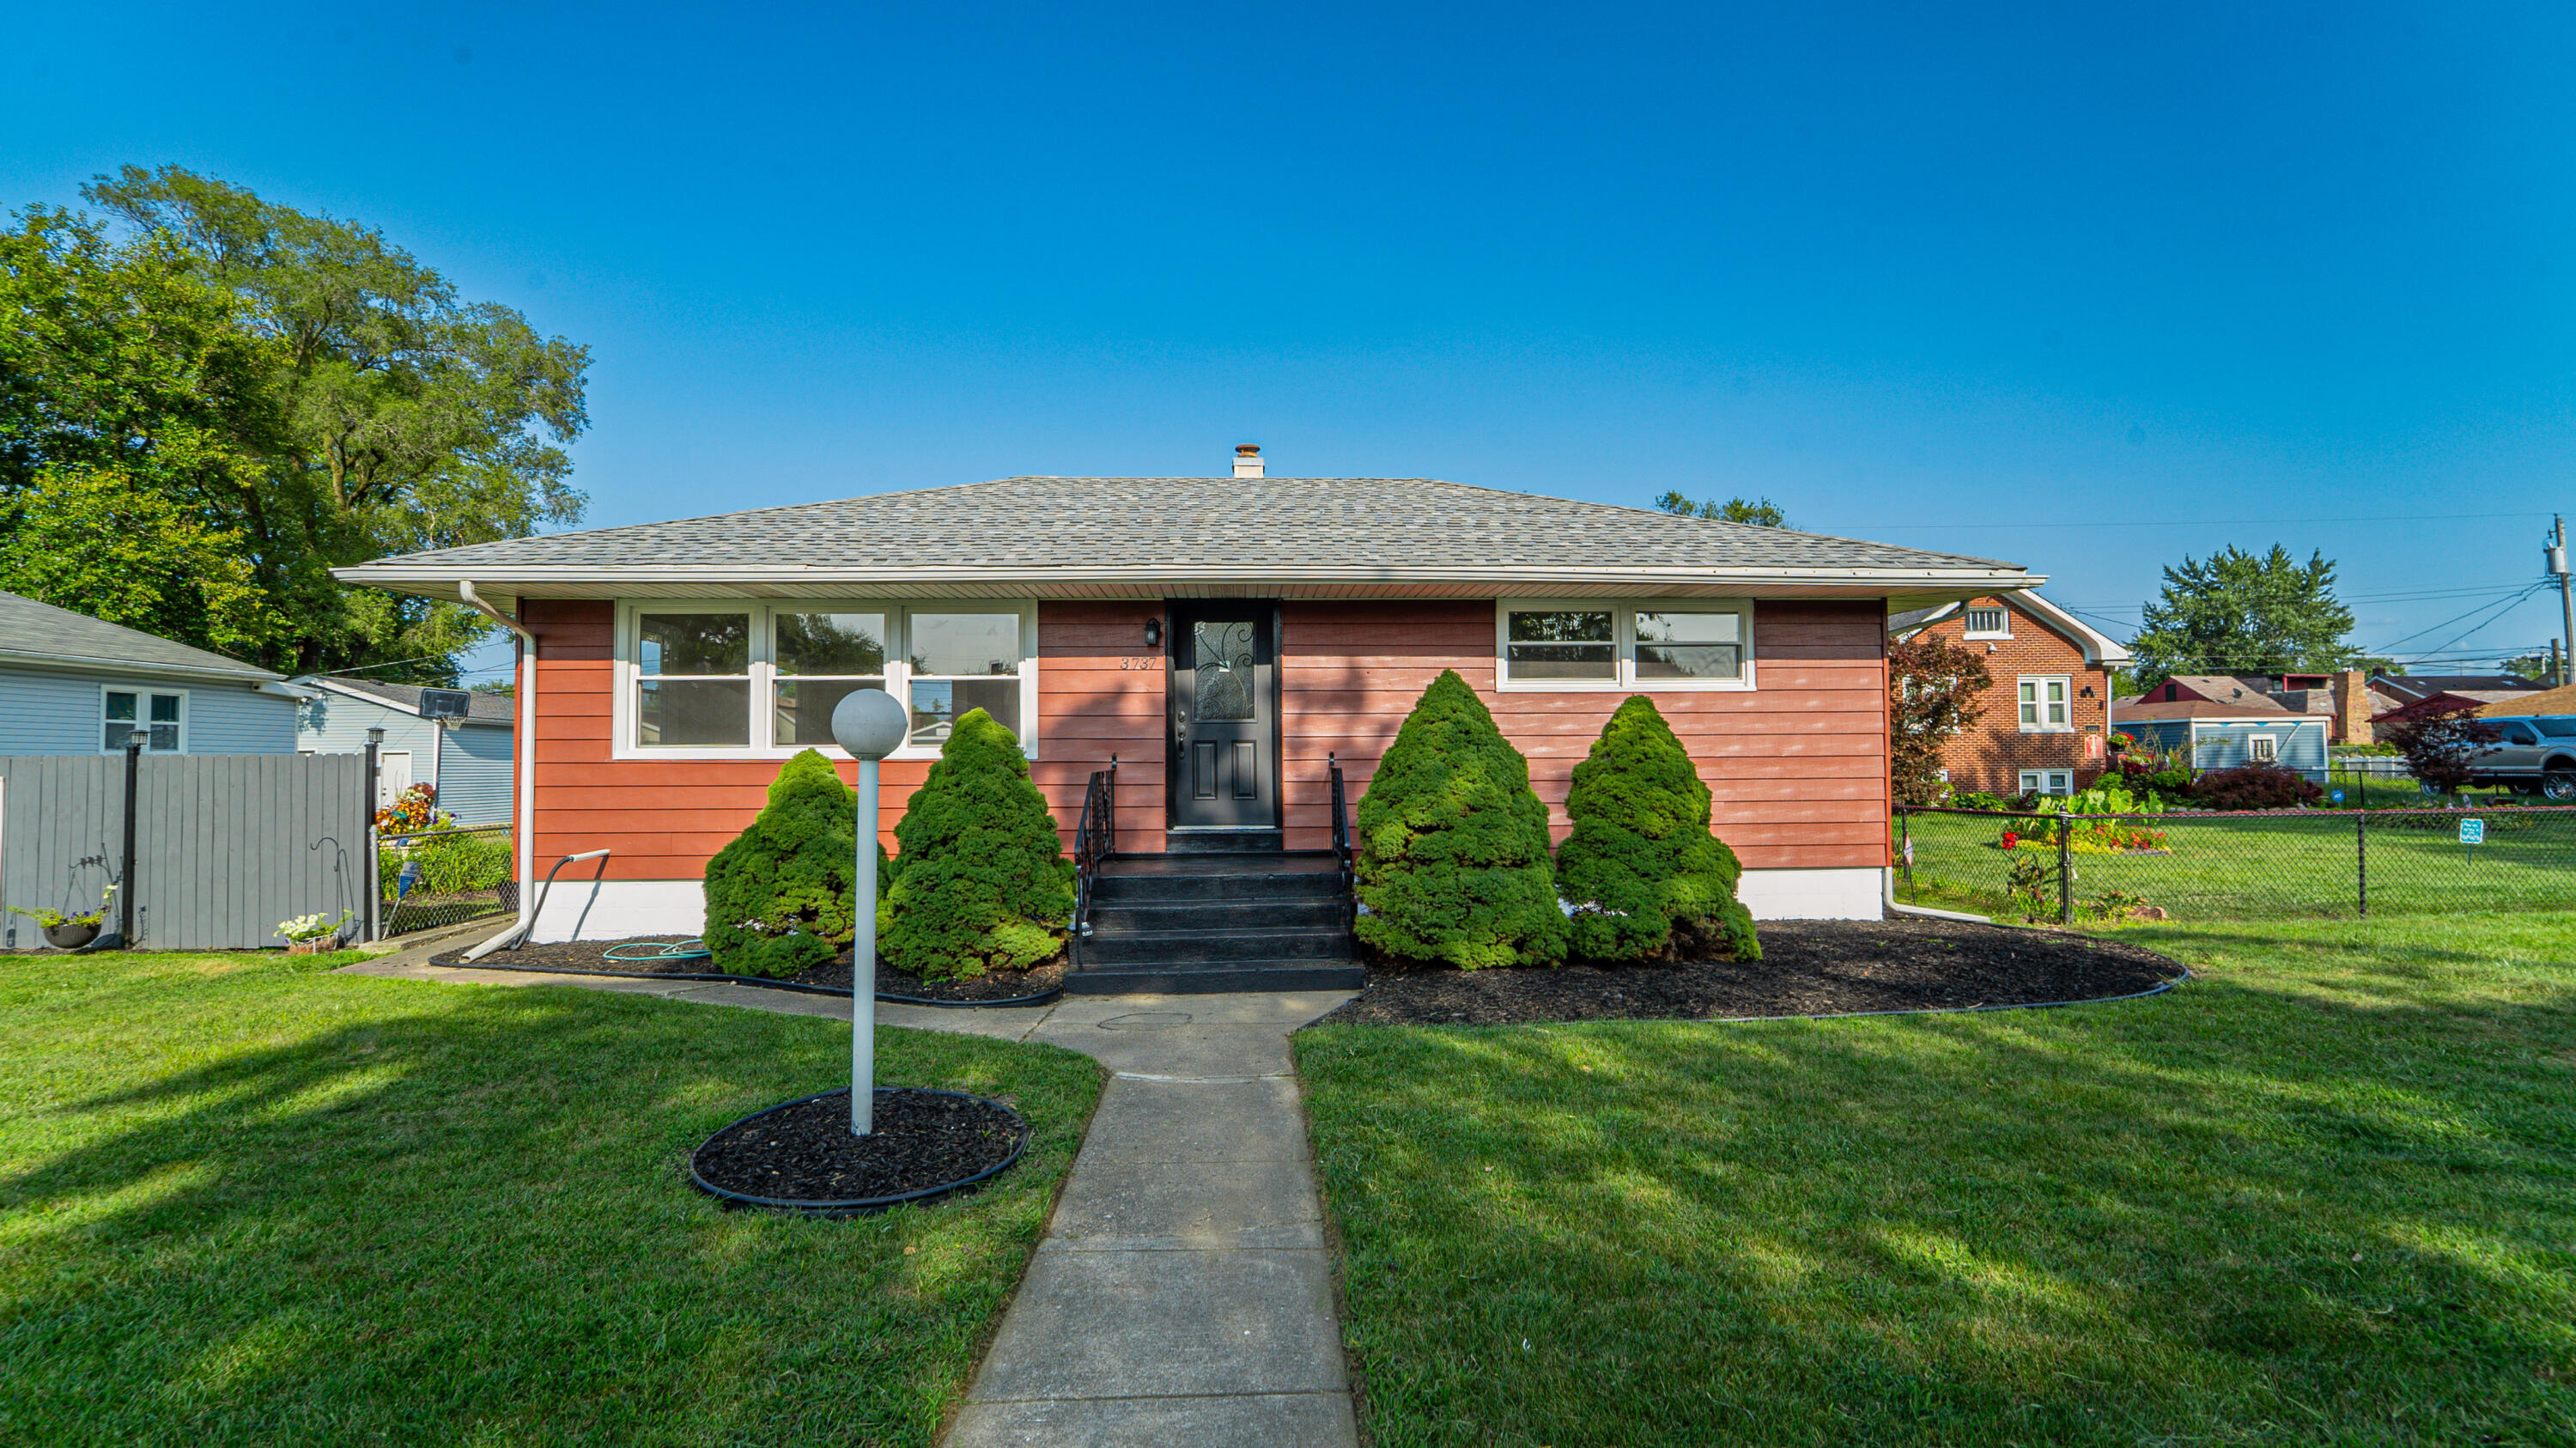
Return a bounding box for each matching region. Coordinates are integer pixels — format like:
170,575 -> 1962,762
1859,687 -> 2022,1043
884,708 -> 1075,980
703,749 -> 881,978
1555,695 -> 1760,962
1354,669 -> 1568,969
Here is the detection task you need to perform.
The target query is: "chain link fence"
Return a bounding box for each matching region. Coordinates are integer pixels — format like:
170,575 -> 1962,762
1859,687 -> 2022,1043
1893,806 -> 2576,924
379,824 -> 518,937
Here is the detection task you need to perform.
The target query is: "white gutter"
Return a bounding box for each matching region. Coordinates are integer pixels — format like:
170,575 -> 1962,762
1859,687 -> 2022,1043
455,581 -> 539,960
337,563 -> 2042,589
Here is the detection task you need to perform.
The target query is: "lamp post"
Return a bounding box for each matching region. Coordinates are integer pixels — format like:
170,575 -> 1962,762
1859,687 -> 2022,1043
830,688 -> 909,1135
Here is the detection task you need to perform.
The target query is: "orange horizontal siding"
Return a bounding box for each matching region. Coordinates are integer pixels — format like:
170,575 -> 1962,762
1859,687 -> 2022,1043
521,595 -> 1889,881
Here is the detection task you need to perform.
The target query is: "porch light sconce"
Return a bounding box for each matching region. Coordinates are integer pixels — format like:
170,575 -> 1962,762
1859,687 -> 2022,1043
367,727 -> 386,745
1144,616 -> 1163,649
2081,685 -> 2095,697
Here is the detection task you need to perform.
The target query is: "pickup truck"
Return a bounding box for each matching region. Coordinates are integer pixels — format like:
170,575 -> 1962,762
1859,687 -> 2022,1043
2465,715 -> 2576,800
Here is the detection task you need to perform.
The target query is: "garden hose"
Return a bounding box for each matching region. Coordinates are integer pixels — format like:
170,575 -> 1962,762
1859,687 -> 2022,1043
601,939 -> 713,963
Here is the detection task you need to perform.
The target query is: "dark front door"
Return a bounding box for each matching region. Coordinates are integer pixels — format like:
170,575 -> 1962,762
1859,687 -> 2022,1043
1168,602 -> 1278,830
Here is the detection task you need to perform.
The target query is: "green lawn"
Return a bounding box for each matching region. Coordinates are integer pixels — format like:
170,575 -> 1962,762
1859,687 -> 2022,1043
0,950 -> 1102,1446
1297,915 -> 2576,1446
1898,806 -> 2576,921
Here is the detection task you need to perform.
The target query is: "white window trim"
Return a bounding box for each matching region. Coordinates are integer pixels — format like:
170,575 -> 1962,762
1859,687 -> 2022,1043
2017,674 -> 2074,733
99,684 -> 188,755
2248,734 -> 2279,762
1492,599 -> 1756,692
2018,769 -> 2073,796
1962,605 -> 2012,640
610,599 -> 1042,762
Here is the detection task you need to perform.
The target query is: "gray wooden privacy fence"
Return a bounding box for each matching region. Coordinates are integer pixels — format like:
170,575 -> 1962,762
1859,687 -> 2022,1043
0,753 -> 374,951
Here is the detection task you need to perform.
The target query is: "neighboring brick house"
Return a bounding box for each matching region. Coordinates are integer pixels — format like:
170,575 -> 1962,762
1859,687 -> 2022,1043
1889,590 -> 2129,796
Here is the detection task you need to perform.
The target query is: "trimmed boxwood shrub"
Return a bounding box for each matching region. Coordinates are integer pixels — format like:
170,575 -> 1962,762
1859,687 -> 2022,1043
884,708 -> 1075,981
1555,695 -> 1760,963
1354,669 -> 1568,970
704,749 -> 880,979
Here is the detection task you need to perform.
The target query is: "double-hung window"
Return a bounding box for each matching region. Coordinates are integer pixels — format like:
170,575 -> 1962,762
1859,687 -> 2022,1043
2018,769 -> 2072,795
773,611 -> 887,746
101,687 -> 185,752
2248,734 -> 2279,763
1496,601 -> 1753,690
620,602 -> 1035,759
637,611 -> 752,746
2018,675 -> 2070,732
905,612 -> 1024,746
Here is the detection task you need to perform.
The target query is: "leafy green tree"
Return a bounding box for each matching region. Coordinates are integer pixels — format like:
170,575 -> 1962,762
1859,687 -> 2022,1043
1555,696 -> 1759,962
2129,545 -> 2356,688
1,167 -> 590,683
702,750 -> 878,979
1354,670 -> 1568,970
884,709 -> 1074,980
1656,491 -> 1789,527
0,465 -> 281,654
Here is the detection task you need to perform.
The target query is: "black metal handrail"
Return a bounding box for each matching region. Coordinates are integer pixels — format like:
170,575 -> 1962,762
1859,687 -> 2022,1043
1072,756 -> 1117,947
1328,752 -> 1356,934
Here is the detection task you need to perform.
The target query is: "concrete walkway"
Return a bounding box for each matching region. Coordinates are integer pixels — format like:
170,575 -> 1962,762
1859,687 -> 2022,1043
343,943 -> 1362,1448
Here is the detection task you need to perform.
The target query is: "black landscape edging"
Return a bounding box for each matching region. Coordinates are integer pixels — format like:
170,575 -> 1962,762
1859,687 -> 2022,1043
441,956 -> 1063,1007
686,1086 -> 1030,1216
1697,964 -> 2191,1026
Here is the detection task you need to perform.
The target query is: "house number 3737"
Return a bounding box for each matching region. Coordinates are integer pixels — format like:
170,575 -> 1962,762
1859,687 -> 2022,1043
1119,656 -> 1159,670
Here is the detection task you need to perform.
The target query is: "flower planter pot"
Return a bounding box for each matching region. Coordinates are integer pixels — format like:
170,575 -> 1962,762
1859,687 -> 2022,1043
285,937 -> 333,956
43,922 -> 100,951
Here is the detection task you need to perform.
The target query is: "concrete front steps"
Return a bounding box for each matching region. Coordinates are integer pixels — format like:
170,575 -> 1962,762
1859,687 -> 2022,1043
1070,851 -> 1365,995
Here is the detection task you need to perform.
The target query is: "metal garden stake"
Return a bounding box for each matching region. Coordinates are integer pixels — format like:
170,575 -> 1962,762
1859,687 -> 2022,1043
831,688 -> 909,1136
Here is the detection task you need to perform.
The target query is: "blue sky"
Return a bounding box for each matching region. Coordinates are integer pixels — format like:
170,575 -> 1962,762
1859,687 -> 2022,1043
7,2 -> 2572,683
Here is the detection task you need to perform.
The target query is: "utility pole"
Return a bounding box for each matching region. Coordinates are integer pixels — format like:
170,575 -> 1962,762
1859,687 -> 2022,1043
2554,517 -> 2574,689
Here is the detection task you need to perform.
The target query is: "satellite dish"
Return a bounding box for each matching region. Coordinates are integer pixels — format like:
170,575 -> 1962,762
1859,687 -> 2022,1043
419,688 -> 472,724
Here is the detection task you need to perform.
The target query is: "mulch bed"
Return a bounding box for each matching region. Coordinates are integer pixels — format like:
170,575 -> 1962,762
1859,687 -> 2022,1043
690,1086 -> 1026,1209
428,935 -> 1065,1003
1312,917 -> 2183,1028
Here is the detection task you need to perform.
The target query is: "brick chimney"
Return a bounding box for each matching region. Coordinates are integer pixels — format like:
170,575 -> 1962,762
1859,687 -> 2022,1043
2333,668 -> 2372,745
1232,444 -> 1263,478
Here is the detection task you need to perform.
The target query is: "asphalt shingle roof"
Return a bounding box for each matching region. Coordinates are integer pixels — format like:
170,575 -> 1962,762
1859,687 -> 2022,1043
320,678 -> 516,726
345,477 -> 2023,578
0,590 -> 279,680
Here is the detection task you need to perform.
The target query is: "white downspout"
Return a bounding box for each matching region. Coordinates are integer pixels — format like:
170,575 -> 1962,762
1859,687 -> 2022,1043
457,581 -> 538,959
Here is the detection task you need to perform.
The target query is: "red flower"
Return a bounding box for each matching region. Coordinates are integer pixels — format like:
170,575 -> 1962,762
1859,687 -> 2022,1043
2000,830 -> 2019,849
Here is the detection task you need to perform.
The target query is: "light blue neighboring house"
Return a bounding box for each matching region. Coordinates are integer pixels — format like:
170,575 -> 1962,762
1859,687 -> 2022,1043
2114,708 -> 2332,782
295,678 -> 515,824
0,590 -> 313,755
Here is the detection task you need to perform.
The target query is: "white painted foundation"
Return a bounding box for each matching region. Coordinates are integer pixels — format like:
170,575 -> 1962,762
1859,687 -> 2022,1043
523,864 -> 1887,944
527,879 -> 705,943
1734,867 -> 1885,922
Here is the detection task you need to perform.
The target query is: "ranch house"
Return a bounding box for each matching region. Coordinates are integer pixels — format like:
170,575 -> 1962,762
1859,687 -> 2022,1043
337,450 -> 2043,969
